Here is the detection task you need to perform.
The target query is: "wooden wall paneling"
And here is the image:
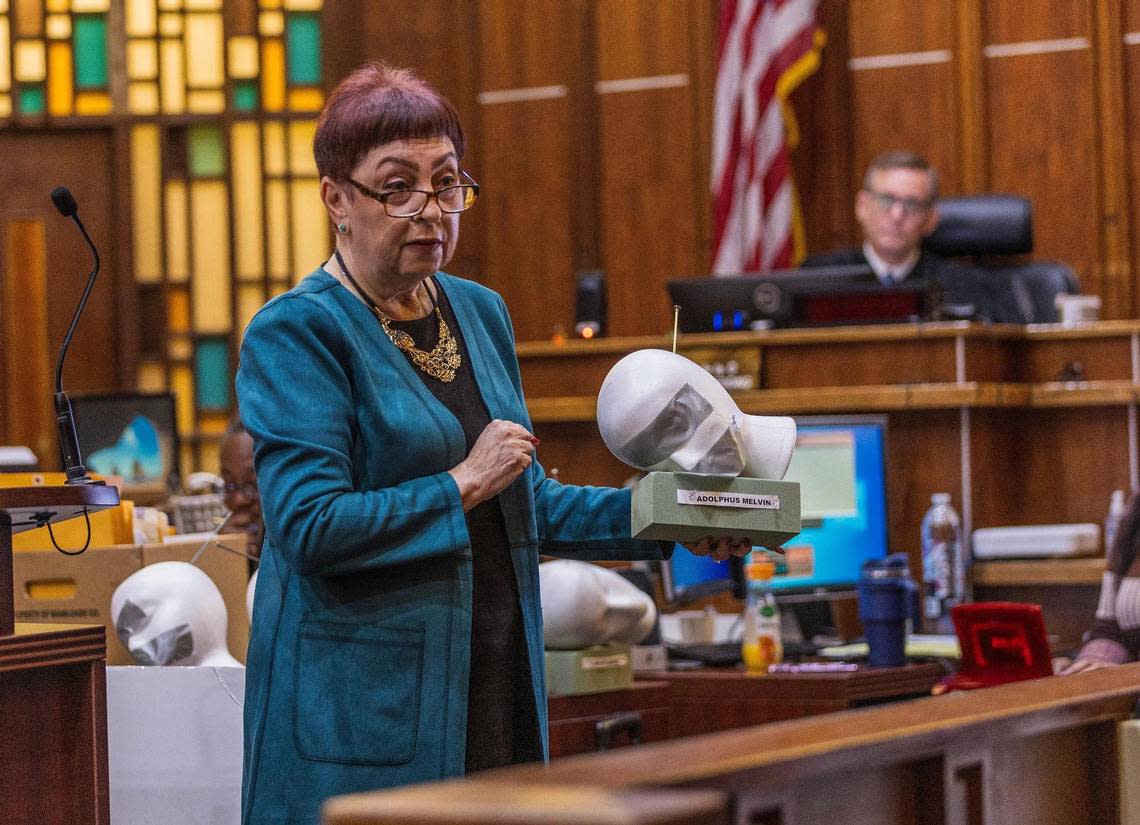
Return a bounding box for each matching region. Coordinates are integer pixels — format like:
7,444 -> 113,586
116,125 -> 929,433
982,3 -> 1100,292
954,0 -> 988,192
846,2 -> 960,195
793,0 -> 857,256
112,126 -> 138,389
594,0 -> 702,338
762,339 -> 960,388
1092,0 -> 1134,320
970,406 -> 1133,530
1122,0 -> 1140,318
530,421 -> 632,488
476,0 -> 585,342
688,0 -> 717,271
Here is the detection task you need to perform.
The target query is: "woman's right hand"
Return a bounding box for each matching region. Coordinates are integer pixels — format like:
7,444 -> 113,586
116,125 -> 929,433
449,419 -> 537,511
1058,656 -> 1118,676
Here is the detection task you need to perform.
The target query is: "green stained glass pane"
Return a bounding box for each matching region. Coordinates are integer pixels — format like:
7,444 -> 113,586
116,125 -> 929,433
233,81 -> 258,112
74,15 -> 109,90
19,85 -> 45,115
195,338 -> 231,410
188,125 -> 226,177
285,13 -> 321,86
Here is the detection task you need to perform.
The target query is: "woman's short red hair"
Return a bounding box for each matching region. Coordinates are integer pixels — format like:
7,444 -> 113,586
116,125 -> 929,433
314,61 -> 466,182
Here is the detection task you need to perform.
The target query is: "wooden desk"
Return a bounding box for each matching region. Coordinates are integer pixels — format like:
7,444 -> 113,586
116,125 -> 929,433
643,663 -> 947,738
548,681 -> 672,757
324,663 -> 1140,825
517,321 -> 1140,643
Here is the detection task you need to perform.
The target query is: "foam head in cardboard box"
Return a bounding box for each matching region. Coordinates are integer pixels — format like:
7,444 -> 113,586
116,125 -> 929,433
597,349 -> 796,479
111,561 -> 242,667
539,560 -> 656,650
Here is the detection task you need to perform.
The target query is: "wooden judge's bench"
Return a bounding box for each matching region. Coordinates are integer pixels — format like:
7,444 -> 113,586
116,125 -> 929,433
519,320 -> 1140,648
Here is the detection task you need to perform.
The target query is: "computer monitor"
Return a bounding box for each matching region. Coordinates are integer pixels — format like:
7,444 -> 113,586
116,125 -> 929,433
70,392 -> 180,501
667,266 -> 936,332
659,414 -> 890,608
766,415 -> 890,597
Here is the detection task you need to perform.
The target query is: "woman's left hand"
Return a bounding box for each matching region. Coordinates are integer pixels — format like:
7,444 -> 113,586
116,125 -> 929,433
682,536 -> 752,562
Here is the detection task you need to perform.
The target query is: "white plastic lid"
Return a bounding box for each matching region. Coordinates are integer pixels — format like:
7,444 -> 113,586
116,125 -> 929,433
932,492 -> 951,505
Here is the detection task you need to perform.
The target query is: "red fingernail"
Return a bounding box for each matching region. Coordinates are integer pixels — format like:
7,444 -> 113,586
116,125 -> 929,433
530,437 -> 540,446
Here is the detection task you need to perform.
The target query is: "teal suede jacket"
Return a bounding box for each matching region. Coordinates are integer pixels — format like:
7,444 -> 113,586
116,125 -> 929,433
236,269 -> 665,824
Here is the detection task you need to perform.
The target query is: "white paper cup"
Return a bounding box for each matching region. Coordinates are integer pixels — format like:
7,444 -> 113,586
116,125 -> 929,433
676,609 -> 717,644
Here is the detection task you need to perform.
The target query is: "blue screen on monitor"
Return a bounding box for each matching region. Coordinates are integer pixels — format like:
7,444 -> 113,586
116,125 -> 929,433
661,416 -> 889,602
766,416 -> 889,592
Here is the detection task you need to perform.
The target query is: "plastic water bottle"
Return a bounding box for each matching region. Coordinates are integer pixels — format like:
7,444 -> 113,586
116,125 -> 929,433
920,493 -> 963,635
741,560 -> 783,672
1105,489 -> 1127,557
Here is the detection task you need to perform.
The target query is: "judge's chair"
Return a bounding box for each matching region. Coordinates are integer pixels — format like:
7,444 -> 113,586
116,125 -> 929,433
923,195 -> 1079,324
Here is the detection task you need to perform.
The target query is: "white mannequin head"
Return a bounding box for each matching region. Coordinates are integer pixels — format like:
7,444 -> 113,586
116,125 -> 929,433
597,349 -> 796,479
539,560 -> 656,650
111,561 -> 241,667
246,567 -> 258,625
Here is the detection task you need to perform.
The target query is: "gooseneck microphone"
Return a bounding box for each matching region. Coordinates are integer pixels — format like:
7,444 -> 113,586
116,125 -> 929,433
50,185 -> 102,485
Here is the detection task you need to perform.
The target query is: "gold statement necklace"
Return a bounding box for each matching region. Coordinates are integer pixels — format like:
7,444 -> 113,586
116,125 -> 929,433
334,249 -> 461,382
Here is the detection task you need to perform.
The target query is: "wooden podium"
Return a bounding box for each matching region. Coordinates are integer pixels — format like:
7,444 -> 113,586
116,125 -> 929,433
1,484 -> 119,825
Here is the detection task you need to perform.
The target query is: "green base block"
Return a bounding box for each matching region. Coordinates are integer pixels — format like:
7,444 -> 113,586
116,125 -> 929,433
545,643 -> 632,697
631,471 -> 801,550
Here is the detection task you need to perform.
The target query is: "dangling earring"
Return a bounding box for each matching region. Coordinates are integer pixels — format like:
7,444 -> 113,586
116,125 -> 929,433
337,222 -> 348,234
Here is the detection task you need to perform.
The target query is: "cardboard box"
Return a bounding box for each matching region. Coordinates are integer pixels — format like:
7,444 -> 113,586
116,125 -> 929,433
1,472 -> 136,551
12,536 -> 251,665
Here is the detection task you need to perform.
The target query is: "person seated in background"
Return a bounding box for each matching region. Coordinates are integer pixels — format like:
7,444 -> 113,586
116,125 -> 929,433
220,415 -> 263,561
803,150 -> 1000,319
1057,492 -> 1140,674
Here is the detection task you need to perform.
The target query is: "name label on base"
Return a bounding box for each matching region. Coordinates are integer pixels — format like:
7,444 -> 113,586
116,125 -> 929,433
582,654 -> 629,670
677,490 -> 780,509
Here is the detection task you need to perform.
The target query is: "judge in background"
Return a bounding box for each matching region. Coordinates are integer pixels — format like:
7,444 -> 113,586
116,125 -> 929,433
803,150 -> 1003,320
236,61 -> 746,824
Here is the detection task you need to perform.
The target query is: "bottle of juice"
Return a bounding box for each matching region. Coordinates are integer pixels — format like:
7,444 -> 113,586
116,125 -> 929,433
741,559 -> 782,672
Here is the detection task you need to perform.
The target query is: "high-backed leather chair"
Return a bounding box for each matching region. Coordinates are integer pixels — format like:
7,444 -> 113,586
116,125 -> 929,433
923,195 -> 1079,323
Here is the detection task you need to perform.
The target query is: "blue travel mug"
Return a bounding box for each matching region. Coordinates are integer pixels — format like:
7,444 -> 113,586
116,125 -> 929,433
857,553 -> 916,667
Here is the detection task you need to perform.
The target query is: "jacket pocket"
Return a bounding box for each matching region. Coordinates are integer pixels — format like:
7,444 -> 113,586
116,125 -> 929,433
293,618 -> 425,766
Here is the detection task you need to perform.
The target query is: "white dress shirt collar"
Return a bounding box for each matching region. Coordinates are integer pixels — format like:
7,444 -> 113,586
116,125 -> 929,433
863,242 -> 920,287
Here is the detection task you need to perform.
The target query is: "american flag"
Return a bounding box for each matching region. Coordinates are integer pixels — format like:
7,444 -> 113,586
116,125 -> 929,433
711,0 -> 823,274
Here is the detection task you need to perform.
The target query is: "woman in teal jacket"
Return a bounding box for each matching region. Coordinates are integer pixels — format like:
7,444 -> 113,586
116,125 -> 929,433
237,62 -> 742,824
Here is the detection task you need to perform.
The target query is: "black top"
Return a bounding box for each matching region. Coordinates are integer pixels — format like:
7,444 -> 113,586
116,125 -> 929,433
386,279 -> 541,772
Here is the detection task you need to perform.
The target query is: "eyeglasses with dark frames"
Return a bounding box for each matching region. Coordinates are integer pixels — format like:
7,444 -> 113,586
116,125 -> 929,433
865,189 -> 933,217
348,171 -> 480,218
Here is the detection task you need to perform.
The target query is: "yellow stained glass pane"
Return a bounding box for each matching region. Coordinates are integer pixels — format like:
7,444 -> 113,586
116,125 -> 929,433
47,43 -> 72,115
14,41 -> 46,82
130,125 -> 163,283
172,364 -> 195,434
186,0 -> 221,8
261,0 -> 281,8
186,89 -> 224,113
283,0 -> 321,9
263,120 -> 285,175
160,39 -> 185,113
184,13 -> 222,87
126,0 -> 156,36
169,335 -> 192,360
287,120 -> 316,175
72,0 -> 110,11
137,360 -> 166,392
159,0 -> 182,9
259,10 -> 283,36
74,92 -> 111,115
265,179 -> 289,277
199,413 -> 228,435
270,282 -> 290,297
167,288 -> 190,331
159,13 -> 182,36
165,180 -> 189,281
231,122 -> 264,280
0,20 -> 9,90
128,81 -> 159,114
198,439 -> 221,476
0,0 -> 8,10
261,39 -> 284,111
227,35 -> 258,78
45,0 -> 67,11
287,88 -> 323,112
0,96 -> 10,118
290,180 -> 327,275
127,40 -> 158,79
237,284 -> 265,334
190,180 -> 232,333
45,14 -> 70,39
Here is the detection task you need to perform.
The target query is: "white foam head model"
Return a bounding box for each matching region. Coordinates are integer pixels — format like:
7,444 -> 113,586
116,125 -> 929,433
110,561 -> 241,667
540,560 -> 656,649
246,568 -> 258,625
597,349 -> 796,478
